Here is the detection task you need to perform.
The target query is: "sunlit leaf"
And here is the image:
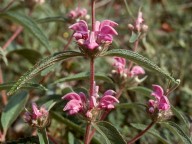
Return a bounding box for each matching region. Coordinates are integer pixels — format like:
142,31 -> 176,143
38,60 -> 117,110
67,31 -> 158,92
92,121 -> 126,144
104,49 -> 177,84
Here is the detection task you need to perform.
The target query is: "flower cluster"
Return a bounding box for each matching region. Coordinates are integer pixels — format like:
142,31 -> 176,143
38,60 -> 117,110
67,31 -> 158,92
23,103 -> 49,128
62,83 -> 119,119
113,57 -> 145,78
67,7 -> 87,19
69,20 -> 118,54
148,85 -> 170,113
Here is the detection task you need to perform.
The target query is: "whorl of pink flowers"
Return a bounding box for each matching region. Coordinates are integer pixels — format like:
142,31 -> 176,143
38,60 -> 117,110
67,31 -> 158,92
67,8 -> 87,19
23,103 -> 48,126
113,57 -> 145,77
69,20 -> 118,50
148,85 -> 170,113
62,85 -> 119,116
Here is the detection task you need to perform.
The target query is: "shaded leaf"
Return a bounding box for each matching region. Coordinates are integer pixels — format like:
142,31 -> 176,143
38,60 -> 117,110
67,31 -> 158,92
0,11 -> 51,51
7,49 -> 42,65
0,82 -> 47,92
92,121 -> 126,144
37,128 -> 49,144
128,86 -> 152,97
161,121 -> 192,144
37,16 -> 68,23
52,72 -> 113,85
116,103 -> 146,109
7,51 -> 83,95
129,31 -> 140,43
130,123 -> 170,144
1,91 -> 28,133
104,49 -> 177,84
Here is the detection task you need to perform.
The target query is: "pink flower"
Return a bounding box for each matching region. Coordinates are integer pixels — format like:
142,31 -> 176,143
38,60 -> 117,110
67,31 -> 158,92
148,85 -> 170,112
99,90 -> 119,109
99,95 -> 119,109
113,57 -> 126,74
62,92 -> 86,115
69,20 -> 118,50
67,8 -> 87,19
129,66 -> 145,77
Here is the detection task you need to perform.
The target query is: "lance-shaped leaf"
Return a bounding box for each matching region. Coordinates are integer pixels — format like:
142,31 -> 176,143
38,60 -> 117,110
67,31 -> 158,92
7,51 -> 83,95
0,11 -> 51,51
37,128 -> 49,144
37,16 -> 69,23
92,121 -> 126,144
52,72 -> 113,85
128,86 -> 152,97
130,123 -> 170,144
1,91 -> 28,133
160,121 -> 192,144
0,82 -> 47,92
104,49 -> 177,84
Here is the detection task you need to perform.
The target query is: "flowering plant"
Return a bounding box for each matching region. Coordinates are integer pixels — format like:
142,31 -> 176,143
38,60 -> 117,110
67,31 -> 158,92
0,0 -> 191,144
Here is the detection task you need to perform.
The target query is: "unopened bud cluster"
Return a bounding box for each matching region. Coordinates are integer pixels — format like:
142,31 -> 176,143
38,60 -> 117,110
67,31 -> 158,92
128,11 -> 148,33
23,103 -> 49,128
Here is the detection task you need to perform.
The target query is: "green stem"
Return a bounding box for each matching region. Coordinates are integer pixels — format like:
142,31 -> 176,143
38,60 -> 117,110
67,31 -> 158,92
37,128 -> 49,144
127,121 -> 155,144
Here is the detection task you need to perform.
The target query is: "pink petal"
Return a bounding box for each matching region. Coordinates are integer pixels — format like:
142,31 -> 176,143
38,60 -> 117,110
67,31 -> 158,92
95,21 -> 100,32
69,20 -> 88,32
100,25 -> 118,36
62,92 -> 81,101
100,20 -> 118,29
79,92 -> 86,103
99,95 -> 119,109
90,96 -> 97,109
148,99 -> 155,107
151,85 -> 164,100
84,32 -> 99,50
158,96 -> 170,110
63,99 -> 82,115
104,90 -> 116,96
131,66 -> 145,76
32,103 -> 42,119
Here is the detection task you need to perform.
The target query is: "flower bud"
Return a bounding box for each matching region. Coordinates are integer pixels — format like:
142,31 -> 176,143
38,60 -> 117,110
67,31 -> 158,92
141,24 -> 149,32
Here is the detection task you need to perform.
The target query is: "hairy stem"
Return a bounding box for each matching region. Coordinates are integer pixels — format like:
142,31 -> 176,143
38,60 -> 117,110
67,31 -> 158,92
84,123 -> 91,144
127,121 -> 155,144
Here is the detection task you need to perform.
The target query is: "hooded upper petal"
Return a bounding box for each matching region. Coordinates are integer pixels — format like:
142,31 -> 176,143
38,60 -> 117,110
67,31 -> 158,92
62,92 -> 81,101
63,99 -> 83,115
151,85 -> 164,101
99,95 -> 119,109
131,66 -> 145,76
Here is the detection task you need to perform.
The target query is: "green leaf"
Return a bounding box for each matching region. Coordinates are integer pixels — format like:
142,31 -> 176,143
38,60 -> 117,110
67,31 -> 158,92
116,103 -> 146,109
161,121 -> 192,144
128,86 -> 152,97
0,82 -> 47,92
92,121 -> 126,144
1,91 -> 28,133
68,132 -> 75,144
0,47 -> 8,65
37,128 -> 49,144
0,11 -> 51,51
171,105 -> 190,129
7,49 -> 42,65
52,72 -> 113,85
129,31 -> 140,43
130,123 -> 170,144
50,111 -> 101,144
7,51 -> 83,95
37,16 -> 68,23
104,49 -> 177,84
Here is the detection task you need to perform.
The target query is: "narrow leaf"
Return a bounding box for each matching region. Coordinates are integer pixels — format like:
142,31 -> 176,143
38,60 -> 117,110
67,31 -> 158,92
0,11 -> 51,51
37,16 -> 68,23
92,121 -> 126,144
116,103 -> 146,109
7,51 -> 82,95
0,82 -> 47,92
1,91 -> 28,133
129,31 -> 140,43
52,72 -> 113,85
8,49 -> 42,65
161,121 -> 192,144
104,49 -> 177,84
128,86 -> 152,97
130,123 -> 170,144
37,128 -> 49,144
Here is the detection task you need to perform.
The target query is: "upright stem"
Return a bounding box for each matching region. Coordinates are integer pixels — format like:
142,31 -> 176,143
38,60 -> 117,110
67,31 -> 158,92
84,123 -> 91,144
63,32 -> 74,51
91,0 -> 96,31
0,66 -> 7,105
127,121 -> 155,144
89,58 -> 95,96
